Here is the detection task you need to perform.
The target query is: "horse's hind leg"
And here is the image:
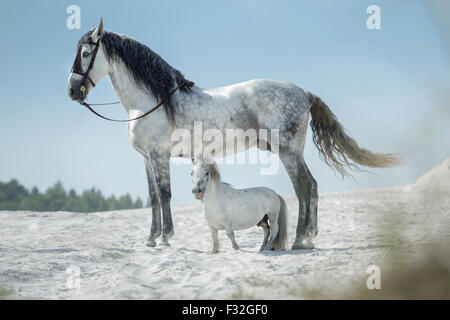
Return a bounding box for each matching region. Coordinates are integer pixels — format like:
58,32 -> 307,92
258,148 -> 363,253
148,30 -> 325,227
257,215 -> 270,252
259,226 -> 270,252
264,214 -> 279,251
226,228 -> 240,250
280,151 -> 318,250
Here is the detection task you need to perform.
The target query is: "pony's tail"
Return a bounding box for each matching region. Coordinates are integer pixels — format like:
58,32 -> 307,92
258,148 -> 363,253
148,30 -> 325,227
273,195 -> 288,251
305,91 -> 403,178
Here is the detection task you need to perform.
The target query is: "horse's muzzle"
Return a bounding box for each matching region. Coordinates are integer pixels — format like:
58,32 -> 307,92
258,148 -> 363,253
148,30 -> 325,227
68,76 -> 89,102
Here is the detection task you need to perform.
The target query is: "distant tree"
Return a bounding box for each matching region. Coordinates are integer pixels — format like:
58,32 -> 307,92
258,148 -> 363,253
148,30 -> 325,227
0,179 -> 28,210
118,194 -> 133,210
63,189 -> 81,212
19,187 -> 43,211
44,181 -> 67,211
106,195 -> 119,211
134,197 -> 143,209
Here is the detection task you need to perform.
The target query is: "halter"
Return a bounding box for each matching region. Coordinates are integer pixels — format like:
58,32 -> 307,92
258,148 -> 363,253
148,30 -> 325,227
71,36 -> 194,122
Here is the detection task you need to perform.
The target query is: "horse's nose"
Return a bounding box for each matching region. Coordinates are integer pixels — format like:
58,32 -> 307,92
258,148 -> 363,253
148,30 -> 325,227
192,188 -> 199,194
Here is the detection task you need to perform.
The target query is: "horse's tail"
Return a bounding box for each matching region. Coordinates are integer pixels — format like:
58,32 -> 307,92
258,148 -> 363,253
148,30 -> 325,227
305,91 -> 402,178
274,195 -> 288,251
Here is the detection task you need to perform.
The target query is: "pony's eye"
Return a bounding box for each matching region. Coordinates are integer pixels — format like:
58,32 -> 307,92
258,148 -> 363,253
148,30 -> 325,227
82,51 -> 90,58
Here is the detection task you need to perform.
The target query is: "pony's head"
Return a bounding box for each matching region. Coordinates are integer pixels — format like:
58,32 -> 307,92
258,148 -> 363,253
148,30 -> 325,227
191,158 -> 221,200
68,18 -> 110,102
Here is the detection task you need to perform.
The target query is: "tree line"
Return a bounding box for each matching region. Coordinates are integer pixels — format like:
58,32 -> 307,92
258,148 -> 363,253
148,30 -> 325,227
0,179 -> 144,212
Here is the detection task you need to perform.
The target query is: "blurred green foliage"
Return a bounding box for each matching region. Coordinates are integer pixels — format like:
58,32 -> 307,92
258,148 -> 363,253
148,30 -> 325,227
0,179 -> 144,212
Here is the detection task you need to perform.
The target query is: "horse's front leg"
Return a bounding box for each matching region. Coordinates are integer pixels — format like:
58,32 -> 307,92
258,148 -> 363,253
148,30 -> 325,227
144,157 -> 161,247
149,153 -> 173,246
209,226 -> 219,254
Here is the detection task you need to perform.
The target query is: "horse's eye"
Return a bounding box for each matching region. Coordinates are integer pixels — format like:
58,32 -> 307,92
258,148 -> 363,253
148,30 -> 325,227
206,172 -> 209,176
82,51 -> 90,58
190,172 -> 193,176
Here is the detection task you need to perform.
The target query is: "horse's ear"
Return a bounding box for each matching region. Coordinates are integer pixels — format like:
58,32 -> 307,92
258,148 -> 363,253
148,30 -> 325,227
92,17 -> 104,40
98,17 -> 104,35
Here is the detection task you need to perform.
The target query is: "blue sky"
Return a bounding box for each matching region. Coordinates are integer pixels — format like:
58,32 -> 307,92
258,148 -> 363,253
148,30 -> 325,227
0,0 -> 448,205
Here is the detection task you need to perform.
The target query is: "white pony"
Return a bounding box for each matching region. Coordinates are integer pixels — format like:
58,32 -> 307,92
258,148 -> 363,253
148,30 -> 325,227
191,159 -> 288,253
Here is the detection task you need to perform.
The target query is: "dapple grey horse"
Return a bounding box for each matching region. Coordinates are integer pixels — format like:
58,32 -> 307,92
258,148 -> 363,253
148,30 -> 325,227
68,19 -> 401,249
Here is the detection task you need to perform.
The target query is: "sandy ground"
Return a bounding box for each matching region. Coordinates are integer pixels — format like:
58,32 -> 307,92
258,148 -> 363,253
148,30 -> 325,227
0,159 -> 449,299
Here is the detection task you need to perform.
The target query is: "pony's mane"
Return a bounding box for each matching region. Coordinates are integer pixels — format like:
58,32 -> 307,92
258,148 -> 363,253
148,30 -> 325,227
202,161 -> 232,187
205,162 -> 221,183
74,30 -> 193,124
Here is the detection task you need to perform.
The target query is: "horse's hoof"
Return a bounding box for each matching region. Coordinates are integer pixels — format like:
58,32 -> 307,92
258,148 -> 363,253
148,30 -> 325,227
146,240 -> 157,247
209,250 -> 219,254
159,240 -> 171,247
163,229 -> 174,239
291,239 -> 314,250
306,228 -> 318,239
304,240 -> 315,249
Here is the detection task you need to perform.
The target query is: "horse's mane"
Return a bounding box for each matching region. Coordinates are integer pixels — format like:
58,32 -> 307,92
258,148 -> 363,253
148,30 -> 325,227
75,30 -> 193,124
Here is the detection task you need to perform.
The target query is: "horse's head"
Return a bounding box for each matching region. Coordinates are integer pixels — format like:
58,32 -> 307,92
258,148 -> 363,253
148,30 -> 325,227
68,18 -> 110,102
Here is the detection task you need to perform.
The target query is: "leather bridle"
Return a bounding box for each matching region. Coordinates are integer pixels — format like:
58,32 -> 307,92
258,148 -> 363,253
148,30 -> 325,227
71,38 -> 101,89
71,36 -> 194,122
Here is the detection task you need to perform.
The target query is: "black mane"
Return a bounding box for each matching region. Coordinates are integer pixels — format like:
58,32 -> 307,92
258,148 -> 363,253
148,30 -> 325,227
76,30 -> 193,124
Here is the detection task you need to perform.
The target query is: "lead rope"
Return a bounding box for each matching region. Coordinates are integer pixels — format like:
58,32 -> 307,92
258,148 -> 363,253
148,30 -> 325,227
79,80 -> 193,122
85,101 -> 121,106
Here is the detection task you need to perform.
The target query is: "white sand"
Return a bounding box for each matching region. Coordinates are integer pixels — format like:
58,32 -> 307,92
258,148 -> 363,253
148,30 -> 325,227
0,158 -> 449,299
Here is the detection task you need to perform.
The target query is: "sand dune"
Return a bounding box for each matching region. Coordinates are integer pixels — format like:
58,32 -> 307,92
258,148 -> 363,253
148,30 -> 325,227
0,158 -> 449,299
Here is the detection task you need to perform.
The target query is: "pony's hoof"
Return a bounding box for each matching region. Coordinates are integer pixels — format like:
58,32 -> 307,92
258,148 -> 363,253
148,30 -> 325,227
146,240 -> 157,247
209,249 -> 219,254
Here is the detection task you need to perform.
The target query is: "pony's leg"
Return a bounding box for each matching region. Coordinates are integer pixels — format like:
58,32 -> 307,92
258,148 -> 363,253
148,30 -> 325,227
226,228 -> 240,250
144,158 -> 161,247
149,153 -> 173,246
209,226 -> 219,254
280,152 -> 317,250
259,226 -> 270,252
264,216 -> 279,251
